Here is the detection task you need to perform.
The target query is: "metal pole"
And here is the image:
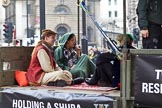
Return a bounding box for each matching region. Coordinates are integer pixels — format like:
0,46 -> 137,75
81,0 -> 88,54
123,0 -> 127,49
39,0 -> 45,37
121,0 -> 127,107
77,0 -> 80,45
93,0 -> 96,44
26,0 -> 29,38
121,0 -> 134,108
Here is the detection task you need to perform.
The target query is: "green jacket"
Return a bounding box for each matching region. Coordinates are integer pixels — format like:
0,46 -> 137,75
137,0 -> 162,30
54,32 -> 96,78
54,32 -> 76,71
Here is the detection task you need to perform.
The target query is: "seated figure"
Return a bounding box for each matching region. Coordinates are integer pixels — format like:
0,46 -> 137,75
85,34 -> 136,87
26,29 -> 82,87
54,33 -> 96,79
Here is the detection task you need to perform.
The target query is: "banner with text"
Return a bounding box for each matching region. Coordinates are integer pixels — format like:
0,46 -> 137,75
0,89 -> 115,108
135,54 -> 162,107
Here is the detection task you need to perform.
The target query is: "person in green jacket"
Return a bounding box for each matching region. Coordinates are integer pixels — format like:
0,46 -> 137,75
54,32 -> 96,79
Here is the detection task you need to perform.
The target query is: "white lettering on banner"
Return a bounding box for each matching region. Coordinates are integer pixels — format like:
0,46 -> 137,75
155,69 -> 162,79
12,99 -> 45,108
53,103 -> 81,108
47,102 -> 52,108
142,83 -> 162,94
93,104 -> 109,108
12,99 -> 110,108
12,99 -> 82,108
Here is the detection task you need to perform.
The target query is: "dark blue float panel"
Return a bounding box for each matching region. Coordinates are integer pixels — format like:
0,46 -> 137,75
0,88 -> 120,108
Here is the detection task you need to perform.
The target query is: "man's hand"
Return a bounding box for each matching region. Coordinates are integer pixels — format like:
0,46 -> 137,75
63,70 -> 72,79
62,70 -> 73,85
141,29 -> 149,38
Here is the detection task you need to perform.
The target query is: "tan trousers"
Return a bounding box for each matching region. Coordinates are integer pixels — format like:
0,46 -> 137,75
41,71 -> 72,85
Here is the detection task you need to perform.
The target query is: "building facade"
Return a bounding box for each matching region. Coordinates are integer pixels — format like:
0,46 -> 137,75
100,0 -> 124,40
127,0 -> 142,48
44,0 -> 101,46
1,0 -> 102,47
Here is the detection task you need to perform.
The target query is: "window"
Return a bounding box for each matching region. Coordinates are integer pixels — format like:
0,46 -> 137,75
27,4 -> 33,14
109,11 -> 112,17
54,5 -> 70,14
114,11 -> 118,17
108,0 -> 111,5
114,0 -> 117,5
57,27 -> 68,38
56,24 -> 70,37
55,24 -> 70,45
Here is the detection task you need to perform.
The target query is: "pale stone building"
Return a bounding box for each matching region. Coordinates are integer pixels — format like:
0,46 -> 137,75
44,0 -> 101,46
1,0 -> 102,47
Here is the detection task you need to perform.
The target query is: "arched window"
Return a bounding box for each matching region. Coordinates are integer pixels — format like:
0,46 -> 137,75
56,24 -> 71,39
57,27 -> 68,37
54,5 -> 71,14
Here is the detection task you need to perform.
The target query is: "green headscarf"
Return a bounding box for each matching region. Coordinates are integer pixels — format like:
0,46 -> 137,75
59,32 -> 74,47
